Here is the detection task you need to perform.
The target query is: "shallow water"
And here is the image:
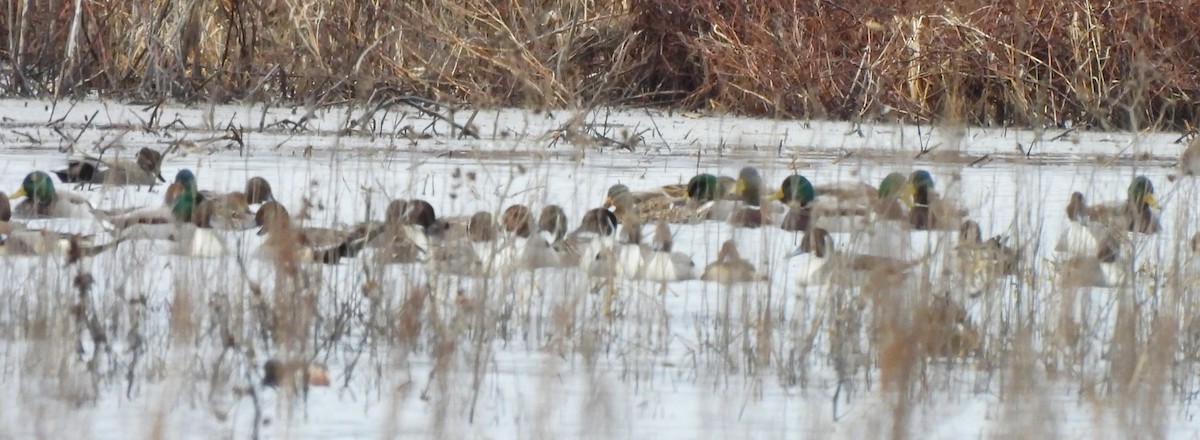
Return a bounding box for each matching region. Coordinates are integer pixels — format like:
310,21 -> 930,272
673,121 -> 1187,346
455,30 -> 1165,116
0,99 -> 1197,438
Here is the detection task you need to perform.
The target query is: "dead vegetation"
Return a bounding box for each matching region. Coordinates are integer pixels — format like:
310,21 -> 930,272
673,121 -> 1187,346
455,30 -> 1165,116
2,0 -> 1198,129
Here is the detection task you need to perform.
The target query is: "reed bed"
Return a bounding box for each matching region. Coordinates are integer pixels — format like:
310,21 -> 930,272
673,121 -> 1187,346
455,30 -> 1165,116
2,0 -> 1199,129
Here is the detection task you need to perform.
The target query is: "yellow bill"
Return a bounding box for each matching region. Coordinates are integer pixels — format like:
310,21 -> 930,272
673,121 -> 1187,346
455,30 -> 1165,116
767,188 -> 785,201
1145,193 -> 1159,209
900,183 -> 916,208
10,187 -> 26,199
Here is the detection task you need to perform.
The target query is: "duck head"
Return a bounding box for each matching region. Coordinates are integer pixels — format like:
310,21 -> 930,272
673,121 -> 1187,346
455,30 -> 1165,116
1066,192 -> 1088,222
245,177 -> 276,204
254,201 -> 291,235
604,184 -> 631,208
501,204 -> 533,237
878,172 -> 907,201
716,240 -> 743,263
12,171 -> 57,207
136,148 -> 166,183
174,169 -> 199,193
685,174 -> 724,202
405,199 -> 437,229
768,174 -> 815,206
578,208 -> 618,236
734,167 -> 764,206
467,211 -> 497,243
958,220 -> 983,245
538,205 -> 568,242
1127,176 -> 1158,210
904,170 -> 936,206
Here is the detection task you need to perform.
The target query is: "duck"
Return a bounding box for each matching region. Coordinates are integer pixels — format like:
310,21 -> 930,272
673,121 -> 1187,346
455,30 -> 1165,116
1054,192 -> 1108,257
202,176 -> 277,229
787,228 -> 912,286
872,172 -> 911,221
0,191 -> 118,258
612,222 -> 649,279
701,240 -> 767,284
905,170 -> 966,231
54,147 -> 166,186
773,174 -> 874,233
954,220 -> 1019,290
563,207 -> 619,270
605,174 -> 735,224
641,221 -> 696,282
254,201 -> 365,264
1181,137 -> 1200,176
1056,231 -> 1127,288
1084,176 -> 1161,234
9,171 -> 95,219
167,199 -> 227,258
431,210 -> 500,275
727,167 -> 769,228
361,199 -> 434,264
500,204 -> 534,238
101,169 -> 206,240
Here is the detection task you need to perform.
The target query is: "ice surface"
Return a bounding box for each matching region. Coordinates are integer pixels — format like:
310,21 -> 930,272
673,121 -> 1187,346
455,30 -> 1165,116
0,99 -> 1197,438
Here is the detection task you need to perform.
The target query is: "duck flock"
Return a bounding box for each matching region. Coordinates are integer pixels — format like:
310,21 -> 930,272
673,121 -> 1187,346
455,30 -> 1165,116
0,144 -> 1176,297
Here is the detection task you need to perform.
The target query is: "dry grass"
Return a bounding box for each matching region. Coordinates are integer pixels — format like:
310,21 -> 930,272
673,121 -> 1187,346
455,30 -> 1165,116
2,0 -> 1198,129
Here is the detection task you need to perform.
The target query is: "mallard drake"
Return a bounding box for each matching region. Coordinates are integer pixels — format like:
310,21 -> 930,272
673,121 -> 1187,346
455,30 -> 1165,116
0,190 -> 116,258
905,170 -> 966,231
1182,137 -> 1200,176
1057,231 -> 1127,288
254,202 -> 365,264
873,172 -> 910,221
9,171 -> 94,219
642,221 -> 696,282
54,147 -> 166,186
728,167 -> 768,228
98,169 -> 208,241
1084,176 -> 1161,234
701,240 -> 767,284
773,174 -> 875,232
787,228 -> 912,286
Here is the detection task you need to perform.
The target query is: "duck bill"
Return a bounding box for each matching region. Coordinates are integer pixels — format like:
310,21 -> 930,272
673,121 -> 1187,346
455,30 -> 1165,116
10,187 -> 26,199
1145,193 -> 1159,209
603,197 -> 614,208
733,179 -> 746,195
767,188 -> 784,202
785,247 -> 808,258
155,172 -> 167,183
900,183 -> 916,208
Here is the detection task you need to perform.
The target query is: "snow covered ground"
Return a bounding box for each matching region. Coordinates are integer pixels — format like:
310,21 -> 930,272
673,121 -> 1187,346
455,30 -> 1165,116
0,99 -> 1198,438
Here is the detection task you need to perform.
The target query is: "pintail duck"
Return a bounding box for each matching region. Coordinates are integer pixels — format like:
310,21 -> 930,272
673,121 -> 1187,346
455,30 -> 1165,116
1083,176 -> 1161,234
362,199 -> 435,264
201,176 -> 276,229
905,170 -> 966,231
1056,231 -> 1127,288
604,174 -> 735,225
641,221 -> 696,282
787,228 -> 912,286
54,147 -> 166,186
9,171 -> 94,219
254,202 -> 365,264
701,240 -> 767,284
1055,191 -> 1109,258
562,207 -> 619,270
